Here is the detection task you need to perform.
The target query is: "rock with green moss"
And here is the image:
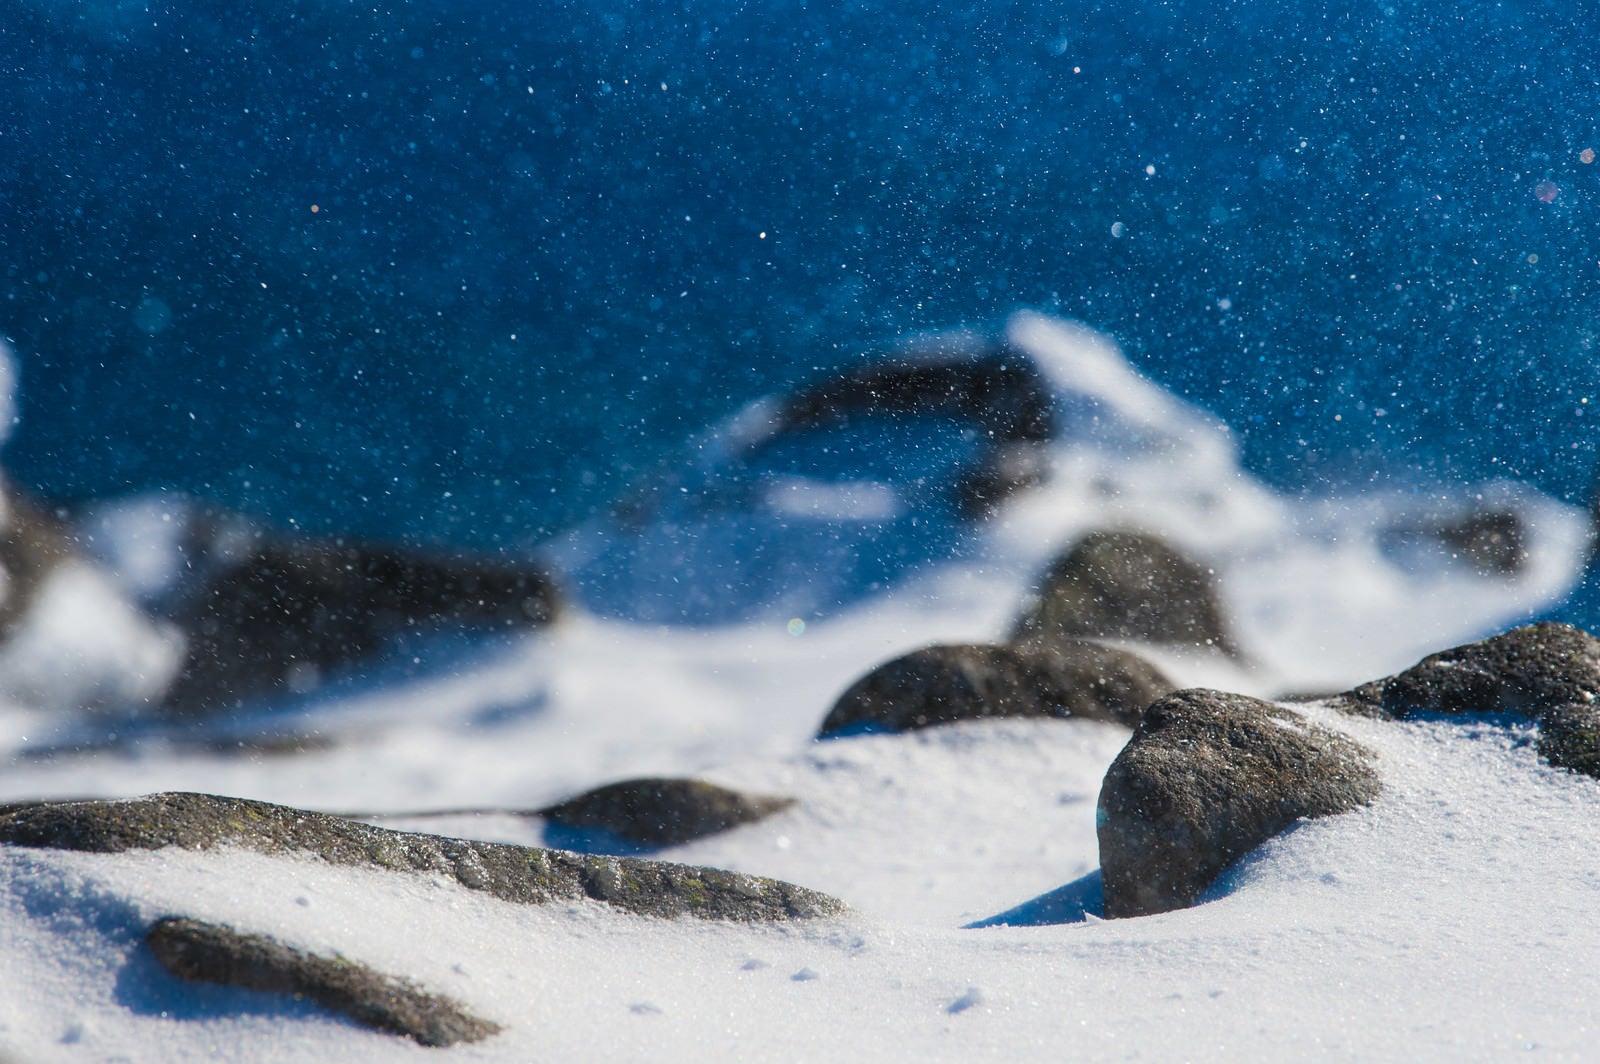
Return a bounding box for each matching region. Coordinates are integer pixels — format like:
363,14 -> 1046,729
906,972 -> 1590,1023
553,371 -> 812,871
147,916 -> 500,1047
817,640 -> 1172,737
0,792 -> 844,922
1097,689 -> 1381,919
1338,622 -> 1600,778
1011,529 -> 1241,657
539,778 -> 796,846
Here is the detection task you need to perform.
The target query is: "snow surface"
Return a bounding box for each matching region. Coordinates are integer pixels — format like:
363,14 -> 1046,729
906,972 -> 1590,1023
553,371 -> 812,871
2,315 -> 1598,1059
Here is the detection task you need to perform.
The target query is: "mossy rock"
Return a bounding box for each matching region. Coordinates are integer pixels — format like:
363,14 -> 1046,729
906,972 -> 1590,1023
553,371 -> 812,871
539,778 -> 796,846
1012,529 -> 1240,656
0,792 -> 844,922
818,639 -> 1172,737
1097,689 -> 1381,919
148,916 -> 499,1047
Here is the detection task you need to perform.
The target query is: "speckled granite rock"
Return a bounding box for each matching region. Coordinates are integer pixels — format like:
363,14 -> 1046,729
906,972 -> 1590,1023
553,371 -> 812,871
0,792 -> 843,922
817,639 -> 1173,737
1012,530 -> 1241,657
1376,622 -> 1600,718
1342,622 -> 1600,778
147,916 -> 500,1047
539,778 -> 796,846
1097,689 -> 1381,919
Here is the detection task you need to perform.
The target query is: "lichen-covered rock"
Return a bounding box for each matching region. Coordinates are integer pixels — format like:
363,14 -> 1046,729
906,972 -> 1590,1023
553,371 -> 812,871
817,640 -> 1173,737
1097,689 -> 1381,919
0,792 -> 843,922
147,917 -> 499,1047
539,778 -> 796,846
1012,530 -> 1240,656
1358,622 -> 1600,778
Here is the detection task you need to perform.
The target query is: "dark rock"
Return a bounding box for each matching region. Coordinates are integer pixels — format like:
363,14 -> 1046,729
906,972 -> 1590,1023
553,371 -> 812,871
1437,511 -> 1527,575
953,442 -> 1051,519
161,529 -> 561,715
0,489 -> 76,636
0,792 -> 844,922
1371,622 -> 1600,778
1097,689 -> 1382,919
817,640 -> 1173,737
147,916 -> 499,1047
742,345 -> 1056,519
1380,509 -> 1527,577
764,349 -> 1055,449
1536,702 -> 1600,776
1318,679 -> 1388,718
1012,530 -> 1241,657
538,778 -> 796,847
1378,622 -> 1600,718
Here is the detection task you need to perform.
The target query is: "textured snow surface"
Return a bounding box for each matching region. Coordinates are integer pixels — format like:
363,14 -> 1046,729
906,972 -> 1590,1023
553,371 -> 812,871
2,318 -> 1598,1059
6,715 -> 1600,1061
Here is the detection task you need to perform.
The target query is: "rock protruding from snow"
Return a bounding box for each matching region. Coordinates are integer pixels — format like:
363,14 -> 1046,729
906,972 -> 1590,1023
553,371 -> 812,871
0,491 -> 75,636
161,527 -> 562,715
1012,530 -> 1241,657
1377,622 -> 1600,716
817,640 -> 1174,737
1354,622 -> 1600,777
538,777 -> 796,846
0,485 -> 183,713
0,793 -> 843,922
1379,508 -> 1528,576
760,347 -> 1056,453
1097,689 -> 1381,919
147,916 -> 501,1047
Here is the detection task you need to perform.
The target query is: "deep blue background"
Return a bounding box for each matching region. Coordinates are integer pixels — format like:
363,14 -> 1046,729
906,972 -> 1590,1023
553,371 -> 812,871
4,0 -> 1599,549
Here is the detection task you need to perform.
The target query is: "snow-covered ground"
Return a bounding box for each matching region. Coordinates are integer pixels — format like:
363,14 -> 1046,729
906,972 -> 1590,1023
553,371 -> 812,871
2,315 -> 1597,1060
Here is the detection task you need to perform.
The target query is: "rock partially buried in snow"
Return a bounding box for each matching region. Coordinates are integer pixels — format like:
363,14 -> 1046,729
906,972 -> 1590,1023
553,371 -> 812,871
738,343 -> 1058,522
1375,621 -> 1600,717
161,526 -> 562,715
539,777 -> 797,846
1097,689 -> 1381,919
817,640 -> 1173,737
0,793 -> 844,922
0,485 -> 182,712
1012,529 -> 1241,657
1352,621 -> 1600,778
147,916 -> 500,1047
1380,508 -> 1528,576
0,490 -> 75,636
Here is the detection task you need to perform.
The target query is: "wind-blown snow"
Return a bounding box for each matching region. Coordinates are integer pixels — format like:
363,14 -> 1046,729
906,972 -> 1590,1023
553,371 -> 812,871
1,315 -> 1597,1059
